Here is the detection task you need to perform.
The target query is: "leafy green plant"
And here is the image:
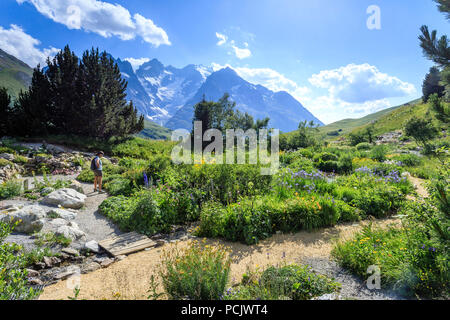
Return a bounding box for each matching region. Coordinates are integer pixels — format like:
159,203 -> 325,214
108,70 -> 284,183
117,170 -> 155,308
0,221 -> 40,300
158,240 -> 231,300
224,264 -> 340,300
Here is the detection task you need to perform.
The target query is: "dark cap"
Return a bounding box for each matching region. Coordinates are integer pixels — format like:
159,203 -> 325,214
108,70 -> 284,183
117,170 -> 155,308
97,151 -> 104,156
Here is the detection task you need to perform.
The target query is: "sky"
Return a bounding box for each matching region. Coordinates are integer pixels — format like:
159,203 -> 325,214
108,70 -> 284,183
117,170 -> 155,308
0,0 -> 448,124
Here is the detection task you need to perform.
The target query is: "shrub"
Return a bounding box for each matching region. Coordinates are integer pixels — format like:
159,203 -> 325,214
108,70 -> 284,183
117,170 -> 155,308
224,264 -> 340,300
356,142 -> 372,151
0,159 -> 12,167
317,160 -> 339,173
12,155 -> 29,165
337,155 -> 353,174
0,180 -> 22,200
370,145 -> 388,162
158,241 -> 231,300
1,222 -> 40,300
393,154 -> 423,167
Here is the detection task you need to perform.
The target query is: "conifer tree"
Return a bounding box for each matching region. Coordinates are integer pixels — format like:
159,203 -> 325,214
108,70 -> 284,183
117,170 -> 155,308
0,87 -> 11,137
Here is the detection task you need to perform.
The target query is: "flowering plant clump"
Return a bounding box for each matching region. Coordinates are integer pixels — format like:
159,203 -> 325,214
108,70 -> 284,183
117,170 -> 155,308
158,240 -> 231,300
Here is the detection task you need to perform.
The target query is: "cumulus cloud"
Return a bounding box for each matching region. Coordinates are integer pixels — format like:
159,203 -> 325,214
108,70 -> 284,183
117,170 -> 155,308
215,32 -> 227,46
216,32 -> 252,59
0,24 -> 59,67
211,63 -> 309,101
231,45 -> 252,59
17,0 -> 171,46
309,63 -> 415,103
124,57 -> 150,72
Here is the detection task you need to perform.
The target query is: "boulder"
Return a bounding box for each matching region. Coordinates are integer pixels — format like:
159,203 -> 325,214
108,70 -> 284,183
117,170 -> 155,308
0,153 -> 14,161
61,248 -> 79,256
40,187 -> 55,196
83,240 -> 100,253
100,258 -> 114,268
49,218 -> 69,228
41,188 -> 86,209
55,222 -> 86,241
68,180 -> 84,194
47,208 -> 77,220
81,262 -> 101,274
0,205 -> 46,234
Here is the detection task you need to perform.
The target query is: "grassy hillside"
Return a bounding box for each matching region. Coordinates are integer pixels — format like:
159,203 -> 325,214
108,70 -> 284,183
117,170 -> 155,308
0,49 -> 33,98
137,119 -> 172,140
348,98 -> 448,138
318,98 -> 422,138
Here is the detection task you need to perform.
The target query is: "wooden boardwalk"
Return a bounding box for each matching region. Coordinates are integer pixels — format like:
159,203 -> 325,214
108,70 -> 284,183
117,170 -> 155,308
99,232 -> 156,257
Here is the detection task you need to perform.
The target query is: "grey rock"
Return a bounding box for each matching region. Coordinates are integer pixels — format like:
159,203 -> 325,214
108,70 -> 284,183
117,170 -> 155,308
61,248 -> 79,256
81,262 -> 101,274
0,153 -> 14,161
40,187 -> 55,196
68,180 -> 84,194
100,258 -> 114,268
83,240 -> 100,253
41,188 -> 87,209
43,256 -> 61,268
47,208 -> 77,220
28,278 -> 44,286
53,266 -> 80,280
49,218 -> 69,228
116,255 -> 127,261
0,205 -> 46,234
312,293 -> 341,300
55,222 -> 86,241
26,269 -> 39,278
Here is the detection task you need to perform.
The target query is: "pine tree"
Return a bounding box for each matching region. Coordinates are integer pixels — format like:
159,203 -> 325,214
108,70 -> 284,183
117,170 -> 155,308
0,87 -> 11,137
10,66 -> 52,136
46,45 -> 80,134
423,67 -> 445,102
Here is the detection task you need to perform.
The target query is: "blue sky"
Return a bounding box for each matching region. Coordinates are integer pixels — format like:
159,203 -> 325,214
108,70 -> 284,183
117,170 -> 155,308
0,0 -> 448,124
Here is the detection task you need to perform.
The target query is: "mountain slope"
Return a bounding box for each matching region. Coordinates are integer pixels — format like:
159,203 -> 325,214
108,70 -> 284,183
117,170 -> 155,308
135,59 -> 211,124
0,49 -> 33,98
165,67 -> 323,132
137,119 -> 172,140
318,98 -> 422,137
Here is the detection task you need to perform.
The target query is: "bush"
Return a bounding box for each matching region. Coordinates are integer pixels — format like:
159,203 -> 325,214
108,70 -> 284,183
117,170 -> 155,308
0,159 -> 12,167
337,155 -> 353,174
0,180 -> 22,200
370,145 -> 388,162
158,241 -> 231,300
1,222 -> 40,300
393,154 -> 423,167
224,264 -> 340,300
356,142 -> 372,151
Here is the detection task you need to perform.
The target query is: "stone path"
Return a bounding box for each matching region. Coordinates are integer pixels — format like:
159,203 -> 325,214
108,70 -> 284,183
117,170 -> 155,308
72,182 -> 122,243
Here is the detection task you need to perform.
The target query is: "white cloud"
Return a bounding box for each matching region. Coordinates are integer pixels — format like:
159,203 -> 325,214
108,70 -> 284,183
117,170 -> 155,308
231,45 -> 252,59
215,32 -> 227,46
211,63 -> 309,101
17,0 -> 171,46
309,63 -> 415,103
216,32 -> 252,59
0,24 -> 59,67
124,57 -> 150,72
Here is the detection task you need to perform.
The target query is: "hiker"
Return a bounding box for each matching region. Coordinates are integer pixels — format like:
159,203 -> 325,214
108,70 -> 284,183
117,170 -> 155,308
91,151 -> 104,193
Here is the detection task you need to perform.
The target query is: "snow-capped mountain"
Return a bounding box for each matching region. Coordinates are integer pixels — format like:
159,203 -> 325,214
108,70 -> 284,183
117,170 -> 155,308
114,57 -> 323,132
165,67 -> 323,132
135,59 -> 212,124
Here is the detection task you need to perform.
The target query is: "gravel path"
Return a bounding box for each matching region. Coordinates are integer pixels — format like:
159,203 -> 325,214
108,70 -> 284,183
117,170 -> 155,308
2,174 -> 122,251
302,257 -> 404,300
73,182 -> 122,242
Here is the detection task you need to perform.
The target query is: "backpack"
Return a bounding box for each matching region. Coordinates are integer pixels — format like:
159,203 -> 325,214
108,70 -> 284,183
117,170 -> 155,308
90,157 -> 98,171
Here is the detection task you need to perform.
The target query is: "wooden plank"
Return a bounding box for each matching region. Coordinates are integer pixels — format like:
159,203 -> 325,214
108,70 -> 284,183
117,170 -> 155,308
99,232 -> 156,257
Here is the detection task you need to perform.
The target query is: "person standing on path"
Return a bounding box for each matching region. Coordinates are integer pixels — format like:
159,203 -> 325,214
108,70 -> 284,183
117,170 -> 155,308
91,151 -> 104,193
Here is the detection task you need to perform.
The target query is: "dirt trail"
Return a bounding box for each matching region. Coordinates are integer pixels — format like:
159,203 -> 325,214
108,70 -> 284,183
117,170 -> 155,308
408,176 -> 429,198
39,218 -> 402,300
